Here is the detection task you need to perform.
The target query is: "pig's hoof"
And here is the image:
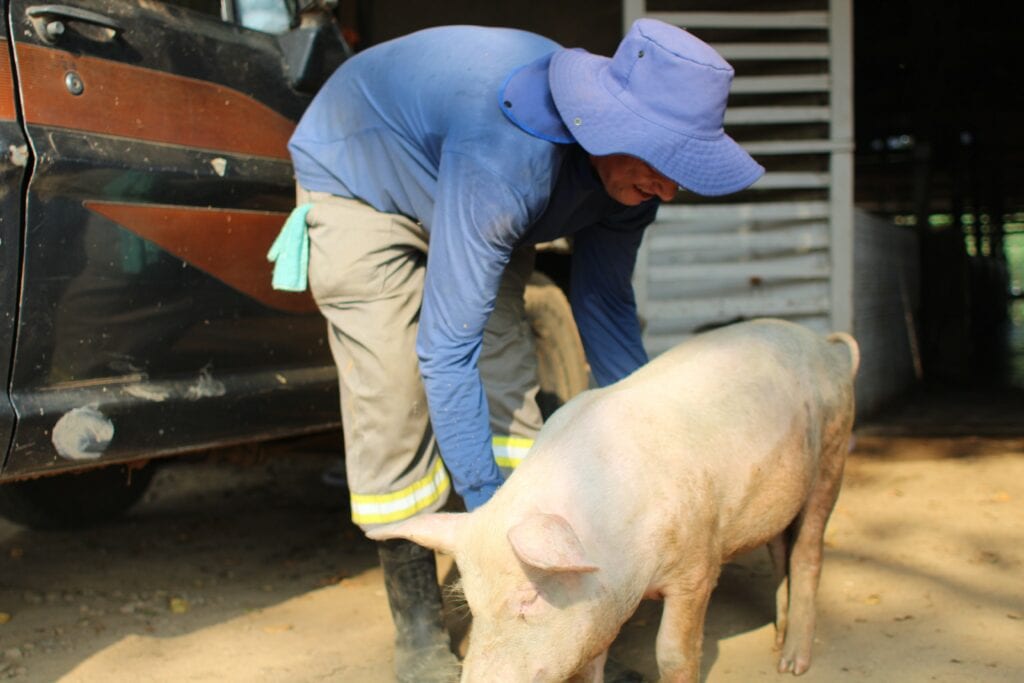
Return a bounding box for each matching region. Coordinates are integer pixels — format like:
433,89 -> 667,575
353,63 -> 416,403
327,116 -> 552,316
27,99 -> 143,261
604,656 -> 647,682
777,653 -> 810,676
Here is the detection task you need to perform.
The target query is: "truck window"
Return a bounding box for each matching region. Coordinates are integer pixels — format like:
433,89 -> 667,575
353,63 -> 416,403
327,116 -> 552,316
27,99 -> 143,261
235,0 -> 292,33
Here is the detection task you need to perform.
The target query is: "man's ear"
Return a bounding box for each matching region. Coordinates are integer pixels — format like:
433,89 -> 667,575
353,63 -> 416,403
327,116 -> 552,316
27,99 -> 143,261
507,513 -> 598,573
365,512 -> 465,555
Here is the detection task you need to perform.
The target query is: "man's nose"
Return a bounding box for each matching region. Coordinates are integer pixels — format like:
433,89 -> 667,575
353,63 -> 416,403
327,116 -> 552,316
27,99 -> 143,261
653,174 -> 678,202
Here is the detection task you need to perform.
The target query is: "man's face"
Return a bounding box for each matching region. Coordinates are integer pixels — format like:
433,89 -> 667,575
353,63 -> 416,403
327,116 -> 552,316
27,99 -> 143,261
589,154 -> 678,205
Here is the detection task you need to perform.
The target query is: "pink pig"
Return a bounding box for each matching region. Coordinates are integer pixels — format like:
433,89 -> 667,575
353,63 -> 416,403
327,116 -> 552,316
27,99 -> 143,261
370,318 -> 859,682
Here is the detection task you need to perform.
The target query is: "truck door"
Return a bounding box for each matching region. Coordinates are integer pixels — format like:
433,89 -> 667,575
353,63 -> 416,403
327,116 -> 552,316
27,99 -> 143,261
0,36 -> 28,460
3,0 -> 344,477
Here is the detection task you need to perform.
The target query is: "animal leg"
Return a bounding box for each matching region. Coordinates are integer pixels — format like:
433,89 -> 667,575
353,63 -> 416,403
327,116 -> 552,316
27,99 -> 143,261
767,531 -> 790,650
655,564 -> 719,683
567,649 -> 606,683
776,442 -> 846,675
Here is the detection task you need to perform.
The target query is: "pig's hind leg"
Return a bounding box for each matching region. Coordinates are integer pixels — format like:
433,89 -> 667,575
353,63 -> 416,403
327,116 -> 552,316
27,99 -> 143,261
771,441 -> 847,675
767,531 -> 791,650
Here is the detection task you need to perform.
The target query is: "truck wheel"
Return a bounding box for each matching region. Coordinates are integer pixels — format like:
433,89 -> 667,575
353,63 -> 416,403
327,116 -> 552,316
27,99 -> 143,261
0,463 -> 155,530
525,272 -> 590,418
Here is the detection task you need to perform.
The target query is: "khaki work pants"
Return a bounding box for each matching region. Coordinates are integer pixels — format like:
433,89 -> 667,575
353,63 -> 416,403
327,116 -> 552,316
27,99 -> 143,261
299,187 -> 543,529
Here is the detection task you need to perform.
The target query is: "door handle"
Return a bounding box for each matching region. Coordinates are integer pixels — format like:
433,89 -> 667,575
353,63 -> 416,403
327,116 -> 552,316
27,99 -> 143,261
27,4 -> 123,43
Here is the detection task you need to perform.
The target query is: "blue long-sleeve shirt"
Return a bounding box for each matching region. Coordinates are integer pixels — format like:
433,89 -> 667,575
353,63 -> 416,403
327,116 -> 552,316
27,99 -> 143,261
288,26 -> 658,509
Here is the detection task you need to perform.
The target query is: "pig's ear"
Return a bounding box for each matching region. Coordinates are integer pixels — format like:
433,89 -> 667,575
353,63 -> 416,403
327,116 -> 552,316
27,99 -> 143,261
365,512 -> 464,555
507,513 -> 598,573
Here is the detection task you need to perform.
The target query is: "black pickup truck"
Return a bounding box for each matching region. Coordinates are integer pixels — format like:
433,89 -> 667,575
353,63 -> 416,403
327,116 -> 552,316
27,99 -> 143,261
0,0 -> 587,528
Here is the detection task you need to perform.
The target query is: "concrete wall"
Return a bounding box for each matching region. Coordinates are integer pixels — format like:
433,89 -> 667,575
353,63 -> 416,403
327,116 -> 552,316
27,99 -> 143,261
852,209 -> 921,418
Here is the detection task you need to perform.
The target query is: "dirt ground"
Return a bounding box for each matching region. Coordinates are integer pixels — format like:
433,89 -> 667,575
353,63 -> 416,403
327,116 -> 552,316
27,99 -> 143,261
0,430 -> 1022,682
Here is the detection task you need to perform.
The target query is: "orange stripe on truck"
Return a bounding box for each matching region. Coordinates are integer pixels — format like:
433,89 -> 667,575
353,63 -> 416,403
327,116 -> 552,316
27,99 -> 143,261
85,201 -> 317,313
0,39 -> 18,121
15,43 -> 294,159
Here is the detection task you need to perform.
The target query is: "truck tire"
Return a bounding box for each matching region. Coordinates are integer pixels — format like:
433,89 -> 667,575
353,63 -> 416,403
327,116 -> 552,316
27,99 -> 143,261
0,463 -> 155,530
524,272 -> 590,418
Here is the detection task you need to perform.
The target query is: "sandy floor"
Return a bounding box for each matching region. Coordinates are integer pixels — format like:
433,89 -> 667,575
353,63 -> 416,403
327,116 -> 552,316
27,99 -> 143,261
0,432 -> 1022,682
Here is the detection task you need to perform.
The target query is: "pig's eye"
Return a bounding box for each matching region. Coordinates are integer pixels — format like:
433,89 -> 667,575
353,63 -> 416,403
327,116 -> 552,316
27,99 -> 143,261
514,604 -> 530,622
509,586 -> 540,621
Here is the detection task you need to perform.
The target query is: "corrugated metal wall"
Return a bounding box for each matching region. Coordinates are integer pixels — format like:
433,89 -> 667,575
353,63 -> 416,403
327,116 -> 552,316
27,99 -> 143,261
624,0 -> 854,356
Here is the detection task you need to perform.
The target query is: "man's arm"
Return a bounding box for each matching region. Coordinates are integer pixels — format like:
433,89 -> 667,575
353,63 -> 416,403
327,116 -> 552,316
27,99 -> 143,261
569,202 -> 658,386
415,152 -> 531,510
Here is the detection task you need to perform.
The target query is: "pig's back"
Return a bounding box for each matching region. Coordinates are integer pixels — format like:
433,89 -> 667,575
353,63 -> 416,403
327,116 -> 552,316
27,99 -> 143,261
506,319 -> 855,564
589,319 -> 849,553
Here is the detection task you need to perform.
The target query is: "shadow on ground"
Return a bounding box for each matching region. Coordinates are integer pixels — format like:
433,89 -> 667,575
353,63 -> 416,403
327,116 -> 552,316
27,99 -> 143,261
0,433 -> 376,681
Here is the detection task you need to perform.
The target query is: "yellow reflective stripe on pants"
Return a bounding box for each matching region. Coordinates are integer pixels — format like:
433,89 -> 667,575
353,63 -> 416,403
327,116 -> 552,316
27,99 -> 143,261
350,458 -> 451,525
493,435 -> 534,469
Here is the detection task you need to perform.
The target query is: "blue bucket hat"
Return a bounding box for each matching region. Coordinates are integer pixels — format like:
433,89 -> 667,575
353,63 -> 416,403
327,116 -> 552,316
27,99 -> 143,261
539,19 -> 763,196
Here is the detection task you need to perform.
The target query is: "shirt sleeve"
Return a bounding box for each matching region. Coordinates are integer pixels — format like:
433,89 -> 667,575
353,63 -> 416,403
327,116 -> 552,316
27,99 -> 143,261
570,201 -> 659,387
415,151 -> 532,511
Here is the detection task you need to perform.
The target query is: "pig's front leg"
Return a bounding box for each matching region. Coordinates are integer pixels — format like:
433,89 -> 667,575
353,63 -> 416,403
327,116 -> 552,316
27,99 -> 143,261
654,563 -> 719,683
567,649 -> 606,683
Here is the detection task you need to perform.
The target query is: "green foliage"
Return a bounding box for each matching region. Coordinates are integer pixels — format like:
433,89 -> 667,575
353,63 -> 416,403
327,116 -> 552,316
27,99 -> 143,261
1007,233 -> 1024,291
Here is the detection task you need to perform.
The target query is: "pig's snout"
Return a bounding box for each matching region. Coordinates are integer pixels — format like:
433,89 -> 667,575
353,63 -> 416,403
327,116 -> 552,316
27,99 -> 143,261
461,661 -> 533,683
462,650 -> 560,683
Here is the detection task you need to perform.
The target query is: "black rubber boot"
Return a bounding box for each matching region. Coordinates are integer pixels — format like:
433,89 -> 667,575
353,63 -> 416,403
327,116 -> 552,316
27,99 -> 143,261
377,538 -> 461,683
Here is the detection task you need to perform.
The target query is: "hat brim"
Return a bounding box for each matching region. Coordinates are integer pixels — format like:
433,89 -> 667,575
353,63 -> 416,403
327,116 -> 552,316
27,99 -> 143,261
549,48 -> 765,197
